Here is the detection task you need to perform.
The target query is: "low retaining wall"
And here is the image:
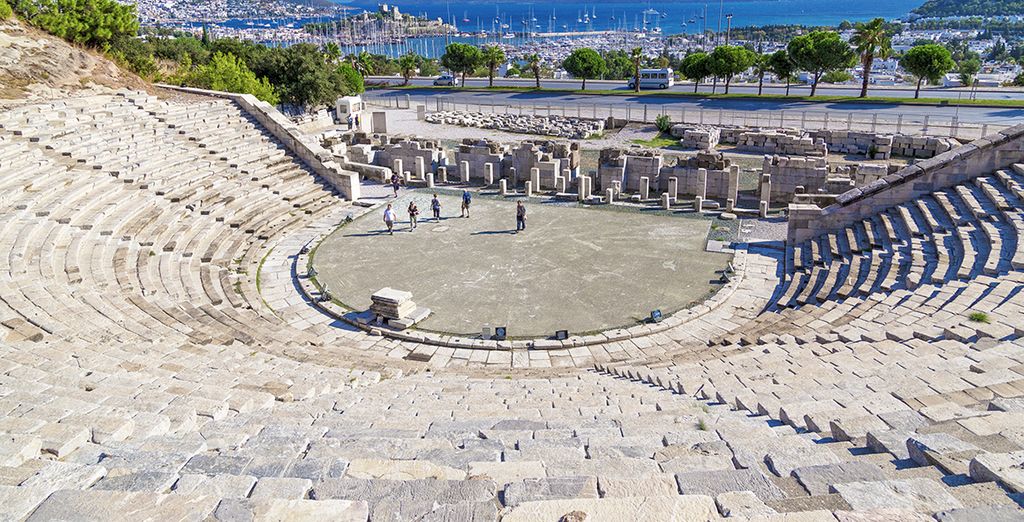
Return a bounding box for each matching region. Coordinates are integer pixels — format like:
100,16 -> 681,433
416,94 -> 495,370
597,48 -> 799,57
156,84 -> 361,201
787,124 -> 1024,244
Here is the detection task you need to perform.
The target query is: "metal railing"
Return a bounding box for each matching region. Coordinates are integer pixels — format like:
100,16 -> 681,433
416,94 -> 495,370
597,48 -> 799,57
365,94 -> 1005,142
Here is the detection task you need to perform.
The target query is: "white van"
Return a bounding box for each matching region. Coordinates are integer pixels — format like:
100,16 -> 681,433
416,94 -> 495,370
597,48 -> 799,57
628,68 -> 674,90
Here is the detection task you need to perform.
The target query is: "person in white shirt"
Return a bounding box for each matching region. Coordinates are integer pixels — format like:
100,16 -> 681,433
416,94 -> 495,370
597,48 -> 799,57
383,204 -> 396,235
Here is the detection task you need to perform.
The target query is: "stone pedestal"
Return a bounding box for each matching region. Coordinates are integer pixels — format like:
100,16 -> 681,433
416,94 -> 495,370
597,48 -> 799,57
697,168 -> 708,200
606,188 -> 615,204
525,180 -> 533,197
726,198 -> 735,212
661,192 -> 671,210
485,163 -> 494,185
510,167 -> 518,187
640,176 -> 650,200
416,105 -> 426,120
668,177 -> 678,201
759,200 -> 769,218
760,173 -> 772,209
556,175 -> 567,194
695,196 -> 704,212
530,168 -> 540,190
438,166 -> 448,184
727,165 -> 740,202
393,159 -> 403,178
460,161 -> 470,183
427,172 -> 435,188
500,179 -> 508,196
612,180 -> 622,198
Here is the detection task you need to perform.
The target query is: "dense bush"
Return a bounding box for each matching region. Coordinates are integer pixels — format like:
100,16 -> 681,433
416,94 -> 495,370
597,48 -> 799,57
13,0 -> 138,49
187,52 -> 278,104
655,115 -> 672,134
0,0 -> 12,20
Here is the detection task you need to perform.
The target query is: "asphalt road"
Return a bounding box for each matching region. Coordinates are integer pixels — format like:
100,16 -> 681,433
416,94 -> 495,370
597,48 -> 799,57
366,87 -> 1024,127
368,76 -> 1024,102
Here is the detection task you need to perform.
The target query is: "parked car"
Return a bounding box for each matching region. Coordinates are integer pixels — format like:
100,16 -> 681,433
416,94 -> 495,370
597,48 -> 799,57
433,74 -> 459,87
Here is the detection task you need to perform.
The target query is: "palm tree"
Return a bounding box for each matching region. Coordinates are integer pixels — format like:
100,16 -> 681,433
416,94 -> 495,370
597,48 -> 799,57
481,45 -> 506,88
397,53 -> 418,86
322,42 -> 341,65
630,47 -> 643,93
348,51 -> 375,77
753,54 -> 770,96
850,18 -> 892,98
524,54 -> 542,89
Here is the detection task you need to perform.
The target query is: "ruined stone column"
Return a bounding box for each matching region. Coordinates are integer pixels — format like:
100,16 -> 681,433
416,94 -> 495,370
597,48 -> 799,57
393,159 -> 403,179
612,180 -> 622,198
510,167 -> 518,188
438,166 -> 448,184
500,179 -> 508,196
484,163 -> 494,186
525,180 -> 533,197
759,173 -> 772,217
415,157 -> 426,179
530,168 -> 540,190
426,172 -> 435,188
727,165 -> 739,204
662,192 -> 671,210
606,188 -> 615,204
460,161 -> 470,183
695,195 -> 704,212
668,177 -> 678,202
640,177 -> 650,200
697,168 -> 708,200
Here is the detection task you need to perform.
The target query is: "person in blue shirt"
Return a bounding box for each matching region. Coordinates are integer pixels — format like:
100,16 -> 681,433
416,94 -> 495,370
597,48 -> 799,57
461,190 -> 472,218
431,194 -> 441,221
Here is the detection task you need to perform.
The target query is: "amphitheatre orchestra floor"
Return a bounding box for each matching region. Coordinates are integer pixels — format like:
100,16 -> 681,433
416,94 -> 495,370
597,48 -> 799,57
313,191 -> 731,337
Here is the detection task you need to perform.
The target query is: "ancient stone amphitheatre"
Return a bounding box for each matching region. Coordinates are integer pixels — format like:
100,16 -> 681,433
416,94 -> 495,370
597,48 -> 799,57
2,26 -> 1024,522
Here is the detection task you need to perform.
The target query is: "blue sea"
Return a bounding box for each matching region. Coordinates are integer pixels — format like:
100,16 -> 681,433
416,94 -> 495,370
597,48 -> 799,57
333,0 -> 926,32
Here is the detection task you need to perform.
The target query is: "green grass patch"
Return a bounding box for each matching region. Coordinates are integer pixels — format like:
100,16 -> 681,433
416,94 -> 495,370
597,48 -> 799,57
378,84 -> 1024,109
968,311 -> 991,323
697,418 -> 709,431
631,133 -> 679,149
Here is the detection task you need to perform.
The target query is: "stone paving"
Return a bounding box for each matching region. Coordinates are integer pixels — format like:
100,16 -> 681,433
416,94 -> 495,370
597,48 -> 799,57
311,192 -> 730,337
0,90 -> 1023,520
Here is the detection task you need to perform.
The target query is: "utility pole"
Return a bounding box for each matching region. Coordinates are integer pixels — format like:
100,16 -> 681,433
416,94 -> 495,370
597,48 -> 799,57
725,14 -> 733,45
717,0 -> 724,46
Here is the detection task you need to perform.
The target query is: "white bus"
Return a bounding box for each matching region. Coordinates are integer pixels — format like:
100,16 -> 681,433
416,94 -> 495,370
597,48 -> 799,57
628,68 -> 674,90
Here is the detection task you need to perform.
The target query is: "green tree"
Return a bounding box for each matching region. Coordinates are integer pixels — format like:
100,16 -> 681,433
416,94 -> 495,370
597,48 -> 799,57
603,50 -> 633,80
0,0 -> 13,19
900,43 -> 955,98
440,43 -> 481,88
524,53 -> 542,88
629,47 -> 643,93
13,0 -> 139,50
850,18 -> 892,98
787,30 -> 856,96
419,59 -> 440,77
397,53 -> 418,85
768,50 -> 796,96
337,62 -> 364,96
481,45 -> 505,88
562,48 -> 607,90
680,52 -> 711,93
957,58 -> 981,87
189,52 -> 278,104
709,45 -> 756,94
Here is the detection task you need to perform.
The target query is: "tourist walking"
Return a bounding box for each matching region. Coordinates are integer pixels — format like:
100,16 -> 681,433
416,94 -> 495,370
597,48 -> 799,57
431,194 -> 441,221
461,190 -> 472,218
390,173 -> 401,197
516,201 -> 527,233
383,203 -> 396,235
407,201 -> 419,230
347,114 -> 354,130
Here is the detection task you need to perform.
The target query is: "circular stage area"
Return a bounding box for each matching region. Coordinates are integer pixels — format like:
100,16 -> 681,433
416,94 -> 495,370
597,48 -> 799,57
313,192 -> 731,337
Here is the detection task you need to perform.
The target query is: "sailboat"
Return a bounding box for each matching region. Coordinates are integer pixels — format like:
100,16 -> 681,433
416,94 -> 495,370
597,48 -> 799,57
462,11 -> 469,23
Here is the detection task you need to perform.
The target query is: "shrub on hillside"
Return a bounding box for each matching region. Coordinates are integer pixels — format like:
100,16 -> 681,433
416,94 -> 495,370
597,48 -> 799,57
13,0 -> 138,50
0,0 -> 13,20
107,34 -> 158,79
187,52 -> 279,105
